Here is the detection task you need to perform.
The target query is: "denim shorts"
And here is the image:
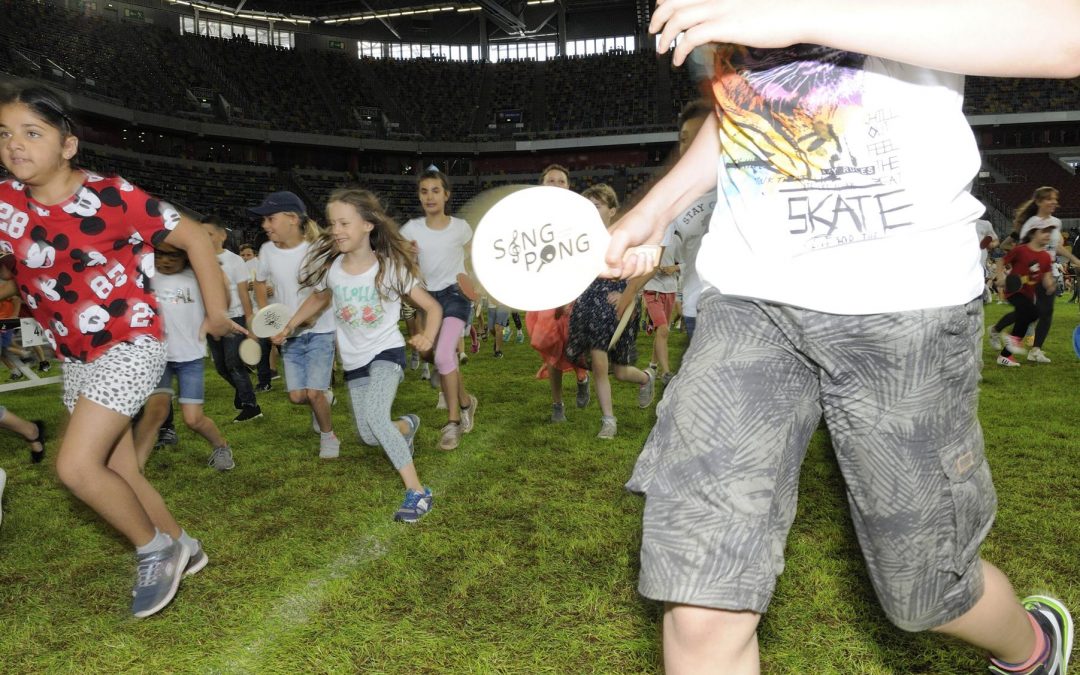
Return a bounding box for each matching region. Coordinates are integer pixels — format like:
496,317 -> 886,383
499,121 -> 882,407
154,358 -> 206,405
429,285 -> 471,323
281,330 -> 336,392
629,291 -> 994,632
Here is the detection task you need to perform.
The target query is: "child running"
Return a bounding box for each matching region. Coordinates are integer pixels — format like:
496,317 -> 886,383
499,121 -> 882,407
131,243 -> 234,471
566,183 -> 655,439
400,169 -> 478,451
273,188 -> 441,522
605,4 -> 1077,673
250,192 -> 340,458
525,164 -> 590,422
993,220 -> 1057,367
0,82 -> 238,617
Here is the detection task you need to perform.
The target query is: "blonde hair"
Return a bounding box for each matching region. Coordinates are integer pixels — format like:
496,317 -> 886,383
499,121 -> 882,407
581,183 -> 619,211
299,188 -> 422,302
1013,186 -> 1059,234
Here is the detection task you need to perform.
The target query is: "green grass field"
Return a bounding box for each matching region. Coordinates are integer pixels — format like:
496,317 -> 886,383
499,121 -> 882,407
0,301 -> 1077,674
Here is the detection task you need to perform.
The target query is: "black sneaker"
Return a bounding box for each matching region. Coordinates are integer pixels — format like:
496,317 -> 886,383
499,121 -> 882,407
256,383 -> 272,393
493,350 -> 504,359
37,360 -> 50,373
155,427 -> 178,448
233,405 -> 263,423
233,393 -> 241,410
576,375 -> 590,408
28,419 -> 46,464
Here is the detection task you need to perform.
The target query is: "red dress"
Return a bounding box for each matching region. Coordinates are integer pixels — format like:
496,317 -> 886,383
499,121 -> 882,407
526,306 -> 587,380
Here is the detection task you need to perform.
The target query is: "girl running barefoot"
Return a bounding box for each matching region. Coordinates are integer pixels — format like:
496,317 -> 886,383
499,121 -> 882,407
273,188 -> 441,522
566,184 -> 655,439
131,243 -> 234,472
400,169 -> 478,451
249,192 -> 340,458
0,82 -> 239,617
525,164 -> 590,422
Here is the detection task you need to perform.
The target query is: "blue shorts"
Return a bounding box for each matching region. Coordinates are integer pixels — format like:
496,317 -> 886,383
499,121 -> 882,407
429,285 -> 471,323
0,330 -> 13,350
281,331 -> 336,392
154,358 -> 206,405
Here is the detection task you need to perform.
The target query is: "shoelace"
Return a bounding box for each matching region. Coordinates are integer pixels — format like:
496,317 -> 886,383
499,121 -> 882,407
402,491 -> 424,510
134,557 -> 165,588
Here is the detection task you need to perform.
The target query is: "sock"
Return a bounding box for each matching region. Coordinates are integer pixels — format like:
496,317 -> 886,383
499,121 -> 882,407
320,430 -> 337,440
178,529 -> 198,552
136,530 -> 172,555
990,613 -> 1048,672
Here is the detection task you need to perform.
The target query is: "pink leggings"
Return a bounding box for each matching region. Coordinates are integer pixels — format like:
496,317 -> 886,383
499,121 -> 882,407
435,317 -> 465,375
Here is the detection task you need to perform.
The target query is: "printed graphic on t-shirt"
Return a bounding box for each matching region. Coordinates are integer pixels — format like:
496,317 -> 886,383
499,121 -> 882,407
333,284 -> 384,330
0,174 -> 171,361
713,45 -> 913,254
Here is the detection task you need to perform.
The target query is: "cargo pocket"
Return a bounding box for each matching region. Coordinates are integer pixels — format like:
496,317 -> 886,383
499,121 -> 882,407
936,424 -> 997,576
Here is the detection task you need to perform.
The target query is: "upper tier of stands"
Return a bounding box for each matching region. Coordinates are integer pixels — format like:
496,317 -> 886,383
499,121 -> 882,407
4,0 -> 1077,143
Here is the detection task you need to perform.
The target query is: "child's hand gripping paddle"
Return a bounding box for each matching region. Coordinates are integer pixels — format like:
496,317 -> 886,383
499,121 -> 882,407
469,186 -> 659,311
250,303 -> 291,339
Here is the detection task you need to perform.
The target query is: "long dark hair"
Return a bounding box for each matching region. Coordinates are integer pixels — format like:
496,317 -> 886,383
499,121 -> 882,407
299,188 -> 423,302
0,81 -> 79,168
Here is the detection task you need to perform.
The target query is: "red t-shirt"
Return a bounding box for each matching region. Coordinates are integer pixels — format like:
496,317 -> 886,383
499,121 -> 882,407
0,172 -> 175,362
1001,244 -> 1052,301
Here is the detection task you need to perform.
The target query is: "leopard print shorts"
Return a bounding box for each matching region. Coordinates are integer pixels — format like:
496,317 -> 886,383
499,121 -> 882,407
61,336 -> 166,417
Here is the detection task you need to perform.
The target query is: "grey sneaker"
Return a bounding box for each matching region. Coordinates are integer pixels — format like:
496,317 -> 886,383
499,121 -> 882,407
399,414 -> 420,455
661,372 -> 674,387
131,539 -> 190,618
183,539 -> 208,577
394,487 -> 433,523
597,416 -> 617,439
155,427 -> 178,449
576,375 -> 590,408
460,394 -> 478,433
208,445 -> 234,471
638,369 -> 656,408
319,432 -> 341,459
437,423 -> 461,451
551,402 -> 567,423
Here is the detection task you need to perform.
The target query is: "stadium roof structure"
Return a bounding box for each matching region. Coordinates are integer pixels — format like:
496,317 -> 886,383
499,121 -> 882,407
172,0 -> 640,33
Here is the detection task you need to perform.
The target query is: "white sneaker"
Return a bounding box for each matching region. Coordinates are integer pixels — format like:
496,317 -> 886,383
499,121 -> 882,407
420,364 -> 431,381
997,355 -> 1021,367
1027,348 -> 1051,363
319,432 -> 340,459
597,416 -> 617,439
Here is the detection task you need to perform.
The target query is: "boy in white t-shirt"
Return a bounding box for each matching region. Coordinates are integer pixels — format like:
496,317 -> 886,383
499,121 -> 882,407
605,3 -> 1077,673
132,245 -> 233,474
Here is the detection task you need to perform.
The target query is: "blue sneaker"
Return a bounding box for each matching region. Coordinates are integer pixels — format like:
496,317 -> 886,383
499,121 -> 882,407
399,414 -> 420,455
394,488 -> 433,523
131,538 -> 190,618
502,325 -> 512,342
515,329 -> 525,344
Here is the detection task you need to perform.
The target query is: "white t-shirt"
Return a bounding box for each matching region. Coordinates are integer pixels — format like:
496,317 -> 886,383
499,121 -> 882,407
645,232 -> 681,294
318,257 -> 416,370
255,241 -> 335,335
697,46 -> 984,314
154,268 -> 206,363
974,219 -> 996,269
399,216 -> 472,292
218,249 -> 249,318
672,191 -> 716,318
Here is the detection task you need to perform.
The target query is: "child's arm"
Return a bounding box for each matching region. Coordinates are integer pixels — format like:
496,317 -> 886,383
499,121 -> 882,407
164,216 -> 244,338
270,290 -> 331,345
606,113 -> 720,279
237,280 -> 254,322
253,281 -> 269,310
652,0 -> 1080,77
406,285 -> 442,354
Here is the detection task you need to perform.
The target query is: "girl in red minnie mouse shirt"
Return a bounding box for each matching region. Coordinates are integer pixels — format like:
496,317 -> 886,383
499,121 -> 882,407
0,82 -> 242,618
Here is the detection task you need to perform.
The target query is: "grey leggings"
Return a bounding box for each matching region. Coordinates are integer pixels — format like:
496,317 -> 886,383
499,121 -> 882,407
347,359 -> 412,471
